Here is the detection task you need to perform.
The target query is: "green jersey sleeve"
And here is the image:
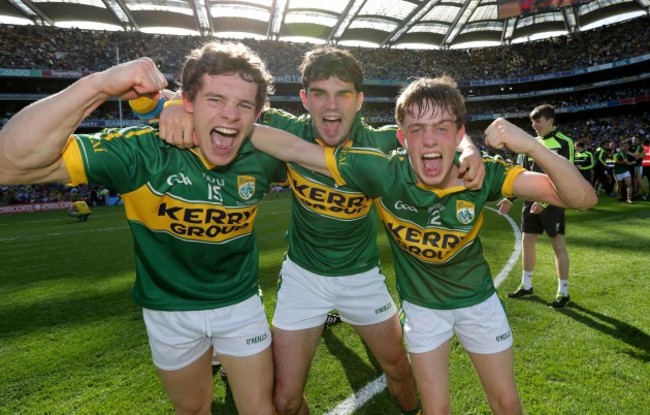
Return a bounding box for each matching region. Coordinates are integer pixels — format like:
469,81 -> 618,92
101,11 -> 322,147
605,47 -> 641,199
63,125 -> 168,193
326,146 -> 398,198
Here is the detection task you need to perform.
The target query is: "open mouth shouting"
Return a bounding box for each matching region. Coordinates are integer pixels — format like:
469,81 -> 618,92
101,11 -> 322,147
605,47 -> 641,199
211,126 -> 238,153
321,115 -> 342,138
421,152 -> 442,176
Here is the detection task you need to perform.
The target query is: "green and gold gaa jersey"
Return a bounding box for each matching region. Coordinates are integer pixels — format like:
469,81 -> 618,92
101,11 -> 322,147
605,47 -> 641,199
260,108 -> 399,276
62,125 -> 286,311
326,146 -> 525,310
613,150 -> 630,174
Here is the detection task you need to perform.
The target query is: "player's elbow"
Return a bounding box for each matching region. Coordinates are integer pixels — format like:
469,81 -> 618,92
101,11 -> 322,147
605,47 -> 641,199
569,187 -> 598,211
582,188 -> 598,210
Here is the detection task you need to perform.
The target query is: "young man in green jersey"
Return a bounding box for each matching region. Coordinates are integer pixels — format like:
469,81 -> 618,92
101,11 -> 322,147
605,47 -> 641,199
500,104 -> 577,308
628,135 -> 645,198
0,42 -> 286,415
156,46 -> 485,415
247,75 -> 597,415
613,140 -> 636,204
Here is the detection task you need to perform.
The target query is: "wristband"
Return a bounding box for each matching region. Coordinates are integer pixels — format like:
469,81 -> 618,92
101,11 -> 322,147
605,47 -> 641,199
163,99 -> 184,108
129,96 -> 167,121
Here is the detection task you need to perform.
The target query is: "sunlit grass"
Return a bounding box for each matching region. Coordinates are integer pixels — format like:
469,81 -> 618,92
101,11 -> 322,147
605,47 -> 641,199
1,194 -> 648,414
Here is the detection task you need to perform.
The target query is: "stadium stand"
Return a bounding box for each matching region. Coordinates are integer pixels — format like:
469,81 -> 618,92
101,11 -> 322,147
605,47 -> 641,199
1,17 -> 648,205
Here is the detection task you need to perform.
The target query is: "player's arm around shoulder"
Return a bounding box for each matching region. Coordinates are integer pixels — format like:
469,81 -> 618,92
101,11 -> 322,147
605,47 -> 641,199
485,118 -> 597,211
362,123 -> 400,154
250,124 -> 329,176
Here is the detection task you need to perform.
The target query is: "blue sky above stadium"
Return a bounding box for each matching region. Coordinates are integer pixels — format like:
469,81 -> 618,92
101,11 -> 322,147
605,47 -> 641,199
0,0 -> 647,49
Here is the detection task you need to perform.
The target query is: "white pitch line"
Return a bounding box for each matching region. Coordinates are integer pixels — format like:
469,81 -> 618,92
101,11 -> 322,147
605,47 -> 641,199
325,375 -> 388,415
488,206 -> 523,288
0,226 -> 129,242
325,207 -> 522,415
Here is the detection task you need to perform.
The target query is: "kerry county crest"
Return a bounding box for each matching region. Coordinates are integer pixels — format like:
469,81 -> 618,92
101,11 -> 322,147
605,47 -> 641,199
238,175 -> 255,200
456,200 -> 475,225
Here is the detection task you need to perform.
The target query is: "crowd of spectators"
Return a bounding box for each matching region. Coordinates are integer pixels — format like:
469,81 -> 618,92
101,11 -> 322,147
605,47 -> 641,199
349,18 -> 648,81
562,114 -> 649,150
0,17 -> 647,81
0,183 -> 111,206
464,86 -> 650,116
0,183 -> 67,205
353,84 -> 650,122
469,112 -> 650,162
4,83 -> 646,131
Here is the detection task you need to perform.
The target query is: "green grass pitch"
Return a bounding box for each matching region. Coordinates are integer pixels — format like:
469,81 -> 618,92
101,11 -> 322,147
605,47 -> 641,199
1,192 -> 648,414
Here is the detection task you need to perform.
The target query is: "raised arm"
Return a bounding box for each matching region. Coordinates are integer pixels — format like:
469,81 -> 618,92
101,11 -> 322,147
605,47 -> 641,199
484,118 -> 597,210
250,125 -> 330,176
0,58 -> 167,185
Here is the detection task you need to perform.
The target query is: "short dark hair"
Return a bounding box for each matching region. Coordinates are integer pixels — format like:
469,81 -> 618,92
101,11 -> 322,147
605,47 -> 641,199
394,76 -> 466,129
181,41 -> 274,112
530,104 -> 555,122
299,47 -> 363,92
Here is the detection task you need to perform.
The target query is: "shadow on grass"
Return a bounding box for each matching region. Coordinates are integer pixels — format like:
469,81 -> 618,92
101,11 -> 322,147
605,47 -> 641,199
211,376 -> 237,414
0,288 -> 136,337
1,258 -> 284,339
506,294 -> 547,307
568,230 -> 650,253
559,302 -> 650,362
519,296 -> 650,362
321,327 -> 385,395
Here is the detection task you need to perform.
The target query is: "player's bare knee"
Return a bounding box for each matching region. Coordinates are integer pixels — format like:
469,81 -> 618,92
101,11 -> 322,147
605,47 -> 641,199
490,392 -> 522,415
378,344 -> 411,379
273,392 -> 307,415
174,398 -> 212,415
234,392 -> 275,415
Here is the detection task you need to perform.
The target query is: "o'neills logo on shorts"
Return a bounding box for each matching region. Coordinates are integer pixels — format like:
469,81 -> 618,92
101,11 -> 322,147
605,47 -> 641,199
375,302 -> 393,315
246,333 -> 268,345
122,185 -> 257,244
377,204 -> 478,263
288,165 -> 372,220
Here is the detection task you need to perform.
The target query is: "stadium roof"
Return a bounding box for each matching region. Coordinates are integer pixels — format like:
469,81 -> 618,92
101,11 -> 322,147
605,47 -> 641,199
0,0 -> 648,49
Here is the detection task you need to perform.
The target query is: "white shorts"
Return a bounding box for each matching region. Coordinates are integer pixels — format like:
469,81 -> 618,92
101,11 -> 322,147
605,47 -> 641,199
402,293 -> 512,355
272,257 -> 397,330
143,295 -> 271,371
615,170 -> 631,181
634,166 -> 643,177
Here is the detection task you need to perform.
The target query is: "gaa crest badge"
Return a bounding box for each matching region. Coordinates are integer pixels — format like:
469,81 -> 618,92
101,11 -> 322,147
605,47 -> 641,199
238,176 -> 255,200
456,200 -> 475,225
